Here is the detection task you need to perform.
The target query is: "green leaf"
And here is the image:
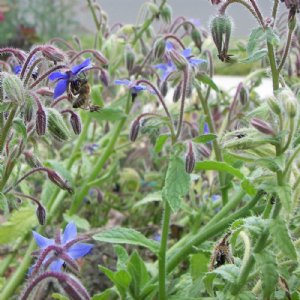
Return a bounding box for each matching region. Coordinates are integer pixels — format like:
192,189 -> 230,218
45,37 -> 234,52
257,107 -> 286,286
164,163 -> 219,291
195,161 -> 255,195
241,48 -> 268,63
133,191 -> 162,208
0,206 -> 37,244
247,28 -> 265,55
91,107 -> 126,122
93,227 -> 159,253
127,251 -> 150,298
196,74 -> 219,92
63,214 -> 90,230
91,84 -> 105,107
212,264 -> 239,284
0,103 -> 11,113
276,184 -> 292,213
154,134 -> 169,153
13,118 -> 27,142
270,218 -> 297,260
244,216 -> 268,235
51,293 -> 69,300
92,289 -> 117,300
114,245 -> 129,271
190,252 -> 210,280
255,251 -> 278,298
162,155 -> 190,212
99,266 -> 131,299
193,134 -> 217,144
266,28 -> 280,47
0,193 -> 9,215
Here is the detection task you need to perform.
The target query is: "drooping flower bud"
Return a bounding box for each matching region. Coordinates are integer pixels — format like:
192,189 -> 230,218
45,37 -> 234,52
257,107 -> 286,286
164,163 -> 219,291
277,88 -> 297,118
36,105 -> 47,136
46,108 -> 71,141
161,4 -> 172,24
70,112 -> 82,135
153,38 -> 166,60
2,72 -> 25,104
24,92 -> 34,123
160,81 -> 168,97
166,48 -> 189,70
36,203 -> 46,225
198,144 -> 211,158
23,151 -> 42,168
173,83 -> 182,103
267,96 -> 281,115
239,84 -> 249,105
100,68 -> 109,87
125,46 -> 135,73
191,28 -> 202,52
93,50 -> 108,65
129,119 -> 140,142
41,45 -> 65,62
251,118 -> 275,135
147,2 -> 159,17
47,169 -> 73,194
185,142 -> 196,173
210,14 -> 232,61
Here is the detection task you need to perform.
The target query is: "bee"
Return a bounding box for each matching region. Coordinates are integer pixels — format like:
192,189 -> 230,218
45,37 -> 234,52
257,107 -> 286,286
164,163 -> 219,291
209,233 -> 234,271
69,74 -> 101,112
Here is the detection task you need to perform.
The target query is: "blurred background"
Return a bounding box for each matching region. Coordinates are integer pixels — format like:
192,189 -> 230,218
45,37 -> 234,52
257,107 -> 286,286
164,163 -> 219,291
0,0 -> 281,48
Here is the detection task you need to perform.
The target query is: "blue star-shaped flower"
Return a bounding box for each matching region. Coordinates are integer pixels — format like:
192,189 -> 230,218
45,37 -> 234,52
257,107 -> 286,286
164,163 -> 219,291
154,61 -> 176,81
13,65 -> 22,75
32,222 -> 93,272
49,58 -> 92,99
115,79 -> 147,94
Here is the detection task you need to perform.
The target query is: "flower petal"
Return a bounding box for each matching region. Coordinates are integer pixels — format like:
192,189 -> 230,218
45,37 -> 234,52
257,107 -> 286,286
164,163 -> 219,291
154,63 -> 167,71
71,58 -> 92,75
188,58 -> 206,66
53,79 -> 68,99
50,259 -> 64,272
166,41 -> 174,50
182,48 -> 192,58
115,79 -> 130,86
62,222 -> 77,244
13,65 -> 22,74
49,71 -> 68,81
68,243 -> 93,259
32,231 -> 54,249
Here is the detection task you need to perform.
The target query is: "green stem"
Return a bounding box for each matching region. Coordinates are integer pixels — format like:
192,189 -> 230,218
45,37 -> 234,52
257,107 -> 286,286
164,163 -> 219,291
197,86 -> 228,205
0,107 -> 17,154
272,0 -> 279,22
282,117 -> 295,153
158,203 -> 171,300
267,42 -> 279,91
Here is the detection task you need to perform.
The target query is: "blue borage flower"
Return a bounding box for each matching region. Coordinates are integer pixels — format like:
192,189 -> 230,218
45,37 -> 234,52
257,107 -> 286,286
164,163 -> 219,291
32,222 -> 93,272
115,79 -> 147,94
49,58 -> 93,99
155,42 -> 206,80
13,65 -> 22,75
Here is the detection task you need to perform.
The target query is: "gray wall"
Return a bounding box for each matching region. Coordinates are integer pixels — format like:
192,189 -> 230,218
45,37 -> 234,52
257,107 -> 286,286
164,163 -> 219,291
78,1 -> 281,37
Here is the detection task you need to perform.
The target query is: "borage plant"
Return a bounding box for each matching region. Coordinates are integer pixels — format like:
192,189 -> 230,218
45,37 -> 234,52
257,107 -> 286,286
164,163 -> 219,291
1,0 -> 300,299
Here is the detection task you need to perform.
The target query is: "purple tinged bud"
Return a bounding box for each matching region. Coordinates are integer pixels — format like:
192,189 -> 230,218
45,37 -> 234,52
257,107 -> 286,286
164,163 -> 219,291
125,46 -> 135,72
160,81 -> 168,97
251,118 -> 275,135
70,112 -> 82,135
23,151 -> 42,168
185,142 -> 196,173
173,83 -> 182,103
93,50 -> 108,65
100,69 -> 109,87
24,93 -> 34,123
47,169 -> 74,194
36,105 -> 47,136
167,49 -> 189,70
239,84 -> 249,105
42,45 -> 65,62
198,144 -> 211,158
36,203 -> 46,225
153,38 -> 166,59
130,119 -> 140,142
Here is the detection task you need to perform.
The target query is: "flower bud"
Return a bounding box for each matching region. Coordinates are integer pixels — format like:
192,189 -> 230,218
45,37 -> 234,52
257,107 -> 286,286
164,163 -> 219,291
23,151 -> 42,168
267,96 -> 281,115
36,105 -> 47,135
2,72 -> 24,104
46,108 -> 71,141
173,83 -> 182,103
239,84 -> 249,105
160,81 -> 168,97
198,144 -> 211,158
147,3 -> 159,17
100,68 -> 109,87
277,89 -> 297,118
167,49 -> 189,70
42,45 -> 65,62
153,38 -> 166,60
70,112 -> 82,135
47,169 -> 73,194
191,28 -> 202,51
210,14 -> 232,56
93,50 -> 108,65
36,203 -> 46,225
185,142 -> 196,173
125,46 -> 135,72
251,118 -> 275,135
129,119 -> 140,142
160,4 -> 172,24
